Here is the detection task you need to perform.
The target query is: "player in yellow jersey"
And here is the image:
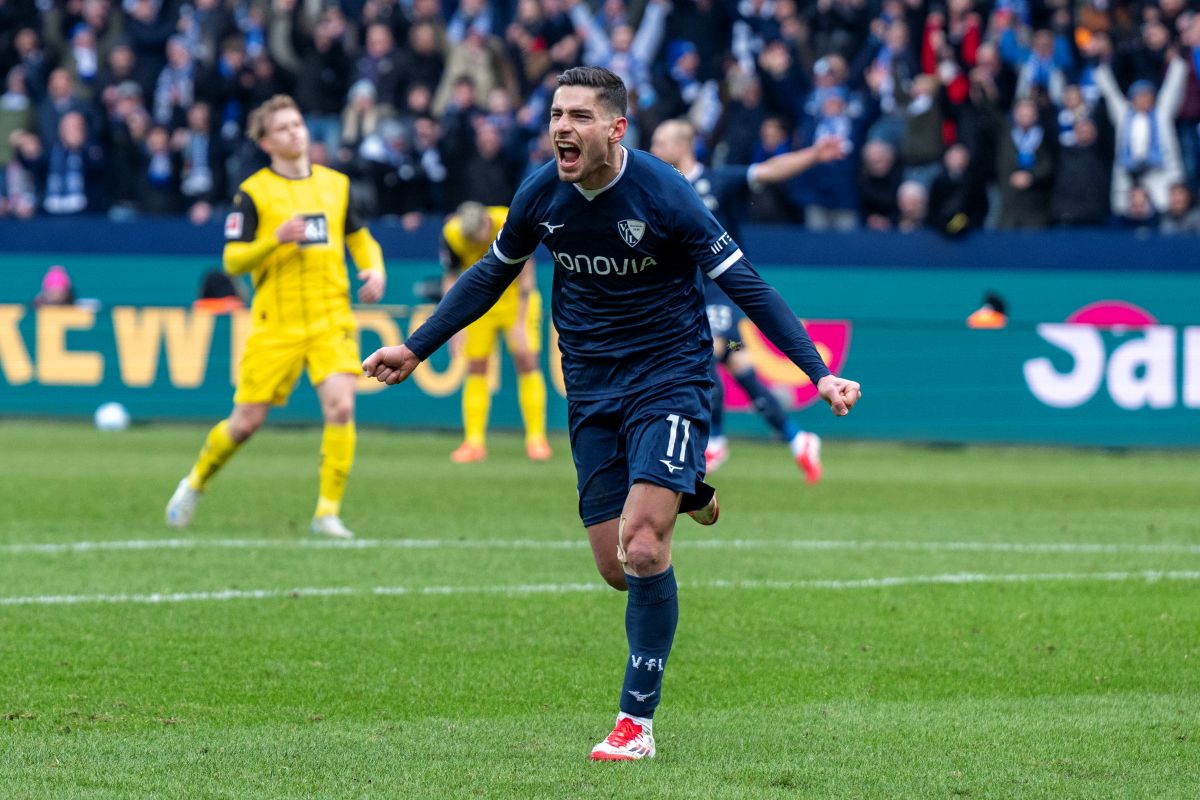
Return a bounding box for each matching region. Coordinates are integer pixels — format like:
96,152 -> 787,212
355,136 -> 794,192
165,95 -> 386,538
441,201 -> 550,463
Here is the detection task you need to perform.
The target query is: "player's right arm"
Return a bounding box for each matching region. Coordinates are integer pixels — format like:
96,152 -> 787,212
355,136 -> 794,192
363,248 -> 525,385
366,179 -> 542,384
664,164 -> 862,415
222,190 -> 306,275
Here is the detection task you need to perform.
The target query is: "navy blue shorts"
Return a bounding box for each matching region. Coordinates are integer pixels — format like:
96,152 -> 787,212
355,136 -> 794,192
569,379 -> 712,526
704,281 -> 744,341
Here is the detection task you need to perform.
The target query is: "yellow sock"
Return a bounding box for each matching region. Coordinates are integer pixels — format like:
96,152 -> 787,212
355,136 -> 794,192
462,374 -> 490,447
187,419 -> 240,491
315,422 -> 355,519
518,370 -> 547,443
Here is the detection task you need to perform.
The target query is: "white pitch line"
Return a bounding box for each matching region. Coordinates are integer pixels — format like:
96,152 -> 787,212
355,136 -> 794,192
4,537 -> 1200,556
2,570 -> 1199,607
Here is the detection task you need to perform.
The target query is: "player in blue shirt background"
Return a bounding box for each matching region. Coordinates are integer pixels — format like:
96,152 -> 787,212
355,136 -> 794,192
363,66 -> 861,761
650,118 -> 846,482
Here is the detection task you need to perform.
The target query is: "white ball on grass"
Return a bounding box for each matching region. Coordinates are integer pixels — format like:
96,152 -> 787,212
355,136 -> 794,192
94,402 -> 131,432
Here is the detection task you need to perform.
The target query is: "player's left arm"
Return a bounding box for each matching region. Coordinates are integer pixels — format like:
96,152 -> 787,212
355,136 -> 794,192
345,196 -> 386,303
712,259 -> 859,414
748,136 -> 847,186
669,168 -> 861,415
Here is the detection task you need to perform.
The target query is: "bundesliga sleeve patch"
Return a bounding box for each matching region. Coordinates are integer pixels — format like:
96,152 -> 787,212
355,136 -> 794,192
224,212 -> 244,240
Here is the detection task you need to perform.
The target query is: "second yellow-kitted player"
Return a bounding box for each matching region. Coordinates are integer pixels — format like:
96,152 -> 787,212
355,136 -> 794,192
441,202 -> 550,462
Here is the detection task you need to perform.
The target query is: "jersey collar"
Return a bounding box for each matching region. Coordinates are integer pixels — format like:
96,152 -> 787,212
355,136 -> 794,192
684,163 -> 705,184
573,146 -> 629,201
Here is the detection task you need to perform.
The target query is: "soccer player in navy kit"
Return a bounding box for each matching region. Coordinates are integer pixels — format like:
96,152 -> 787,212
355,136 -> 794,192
363,67 -> 861,761
650,119 -> 846,481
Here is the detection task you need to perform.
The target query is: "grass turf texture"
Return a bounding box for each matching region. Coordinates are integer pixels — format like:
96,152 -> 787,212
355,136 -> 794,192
1,421 -> 1197,799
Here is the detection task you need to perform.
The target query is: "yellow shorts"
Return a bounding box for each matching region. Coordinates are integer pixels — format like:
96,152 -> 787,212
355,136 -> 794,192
463,292 -> 543,361
235,324 -> 361,406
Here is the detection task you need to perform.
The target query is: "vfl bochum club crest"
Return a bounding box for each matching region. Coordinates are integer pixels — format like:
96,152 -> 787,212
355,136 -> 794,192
618,219 -> 646,247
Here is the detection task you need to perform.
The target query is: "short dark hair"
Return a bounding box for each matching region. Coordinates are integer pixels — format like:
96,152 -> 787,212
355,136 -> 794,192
556,66 -> 627,117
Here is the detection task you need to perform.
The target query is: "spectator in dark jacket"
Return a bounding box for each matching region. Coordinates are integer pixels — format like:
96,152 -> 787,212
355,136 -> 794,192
402,22 -> 447,98
37,68 -> 89,147
996,97 -> 1054,228
125,0 -> 174,97
746,115 -> 802,224
358,23 -> 405,107
1051,116 -> 1111,226
174,101 -> 224,221
928,143 -> 989,234
21,110 -> 106,215
195,36 -> 253,141
858,137 -> 901,229
138,122 -> 182,215
794,86 -> 870,230
452,118 -> 522,207
287,6 -> 352,152
713,72 -> 767,166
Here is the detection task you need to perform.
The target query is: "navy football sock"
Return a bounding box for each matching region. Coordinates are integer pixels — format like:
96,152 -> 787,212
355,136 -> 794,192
733,368 -> 793,438
619,567 -> 678,719
709,359 -> 725,438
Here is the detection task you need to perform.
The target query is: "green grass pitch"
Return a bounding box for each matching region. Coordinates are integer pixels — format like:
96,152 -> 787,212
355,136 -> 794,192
1,420 -> 1197,799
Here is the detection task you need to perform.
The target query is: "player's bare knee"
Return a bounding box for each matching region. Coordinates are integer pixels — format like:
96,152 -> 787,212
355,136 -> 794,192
514,352 -> 538,373
620,518 -> 669,575
623,542 -> 668,575
323,399 -> 353,425
467,359 -> 489,375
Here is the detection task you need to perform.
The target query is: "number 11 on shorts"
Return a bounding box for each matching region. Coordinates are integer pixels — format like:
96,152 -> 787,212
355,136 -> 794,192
665,414 -> 691,463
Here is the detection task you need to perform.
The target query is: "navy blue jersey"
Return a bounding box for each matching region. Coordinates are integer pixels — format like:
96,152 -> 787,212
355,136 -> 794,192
687,163 -> 757,243
404,149 -> 831,397
688,164 -> 758,312
491,148 -> 744,399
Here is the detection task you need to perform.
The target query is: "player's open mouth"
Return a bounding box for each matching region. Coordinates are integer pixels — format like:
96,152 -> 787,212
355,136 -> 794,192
556,142 -> 581,168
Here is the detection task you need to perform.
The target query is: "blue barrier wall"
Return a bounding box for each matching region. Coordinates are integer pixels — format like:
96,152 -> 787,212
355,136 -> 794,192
3,218 -> 1199,272
2,220 -> 1197,447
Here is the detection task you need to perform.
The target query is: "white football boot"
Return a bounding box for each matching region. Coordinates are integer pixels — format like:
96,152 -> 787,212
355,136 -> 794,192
311,515 -> 354,539
590,713 -> 656,761
165,478 -> 201,529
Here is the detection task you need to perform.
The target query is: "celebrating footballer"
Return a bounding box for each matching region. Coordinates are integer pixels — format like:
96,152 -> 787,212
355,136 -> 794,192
364,66 -> 861,760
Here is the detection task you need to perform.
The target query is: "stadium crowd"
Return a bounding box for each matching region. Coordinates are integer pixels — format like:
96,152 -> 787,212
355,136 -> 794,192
4,0 -> 1200,234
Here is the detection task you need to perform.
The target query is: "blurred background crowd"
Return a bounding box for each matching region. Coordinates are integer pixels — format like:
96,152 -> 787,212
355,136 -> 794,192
5,0 -> 1200,234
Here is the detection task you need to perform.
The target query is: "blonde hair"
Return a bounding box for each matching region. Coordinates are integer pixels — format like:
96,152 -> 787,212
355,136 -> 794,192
247,94 -> 301,141
456,201 -> 489,240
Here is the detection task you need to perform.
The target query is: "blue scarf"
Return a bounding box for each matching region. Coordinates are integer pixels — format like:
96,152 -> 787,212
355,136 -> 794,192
1119,108 -> 1164,172
44,143 -> 86,214
816,113 -> 852,144
1011,124 -> 1043,169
